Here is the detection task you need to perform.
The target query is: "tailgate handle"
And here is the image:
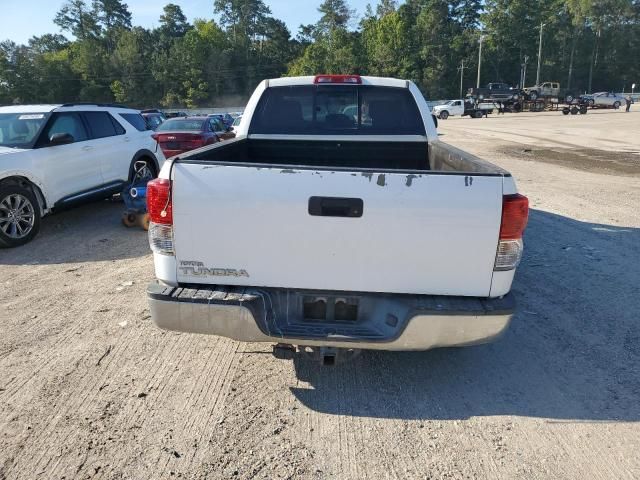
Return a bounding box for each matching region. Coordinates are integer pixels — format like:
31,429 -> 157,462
308,196 -> 363,218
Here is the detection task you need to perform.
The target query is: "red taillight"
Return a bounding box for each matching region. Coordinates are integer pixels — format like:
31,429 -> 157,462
314,74 -> 362,84
147,178 -> 172,225
189,136 -> 207,148
499,194 -> 529,240
151,133 -> 159,141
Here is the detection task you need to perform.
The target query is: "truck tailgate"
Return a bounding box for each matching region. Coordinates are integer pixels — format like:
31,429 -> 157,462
171,163 -> 503,296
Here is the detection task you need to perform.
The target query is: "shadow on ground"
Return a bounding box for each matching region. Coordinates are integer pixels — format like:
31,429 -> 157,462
290,209 -> 640,421
0,200 -> 150,265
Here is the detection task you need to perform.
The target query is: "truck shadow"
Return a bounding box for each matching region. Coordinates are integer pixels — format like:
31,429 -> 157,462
290,209 -> 640,421
0,200 -> 150,265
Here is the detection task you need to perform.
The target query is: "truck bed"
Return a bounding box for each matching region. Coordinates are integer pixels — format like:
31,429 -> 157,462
183,137 -> 509,175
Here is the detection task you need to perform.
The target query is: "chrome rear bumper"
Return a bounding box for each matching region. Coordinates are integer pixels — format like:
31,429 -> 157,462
147,283 -> 515,351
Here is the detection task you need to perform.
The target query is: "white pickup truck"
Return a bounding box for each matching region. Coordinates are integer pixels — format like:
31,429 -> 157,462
146,75 -> 528,363
432,99 -> 497,119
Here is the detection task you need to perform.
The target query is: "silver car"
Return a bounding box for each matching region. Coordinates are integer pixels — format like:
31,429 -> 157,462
584,92 -> 625,108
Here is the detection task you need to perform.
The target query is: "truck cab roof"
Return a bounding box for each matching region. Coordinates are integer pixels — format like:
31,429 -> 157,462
267,75 -> 409,89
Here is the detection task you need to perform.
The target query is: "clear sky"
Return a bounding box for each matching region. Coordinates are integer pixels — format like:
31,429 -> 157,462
1,0 -> 389,44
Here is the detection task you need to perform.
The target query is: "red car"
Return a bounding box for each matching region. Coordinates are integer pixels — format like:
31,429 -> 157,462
151,116 -> 234,157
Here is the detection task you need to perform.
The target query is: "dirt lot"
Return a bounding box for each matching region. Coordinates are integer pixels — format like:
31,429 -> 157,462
1,109 -> 639,480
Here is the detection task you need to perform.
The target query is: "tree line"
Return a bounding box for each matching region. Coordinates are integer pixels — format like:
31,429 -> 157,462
1,0 -> 638,108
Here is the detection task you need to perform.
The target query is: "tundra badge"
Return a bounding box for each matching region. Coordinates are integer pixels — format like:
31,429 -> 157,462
179,261 -> 249,278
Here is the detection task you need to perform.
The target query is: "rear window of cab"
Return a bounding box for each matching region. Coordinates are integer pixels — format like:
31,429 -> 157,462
249,85 -> 425,136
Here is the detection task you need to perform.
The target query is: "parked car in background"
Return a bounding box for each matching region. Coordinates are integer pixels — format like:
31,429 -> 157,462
0,104 -> 165,247
207,113 -> 235,128
141,110 -> 166,130
432,99 -> 496,119
221,113 -> 235,127
151,116 -> 236,157
523,82 -> 575,103
230,114 -> 242,134
165,111 -> 187,119
210,116 -> 236,140
467,82 -> 521,102
581,92 -> 625,108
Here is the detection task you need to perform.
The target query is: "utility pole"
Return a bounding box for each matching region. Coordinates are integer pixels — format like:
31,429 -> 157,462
458,60 -> 468,98
521,55 -> 529,89
536,23 -> 545,85
477,35 -> 485,89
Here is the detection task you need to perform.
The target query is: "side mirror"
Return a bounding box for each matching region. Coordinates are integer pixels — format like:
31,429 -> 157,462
49,132 -> 75,145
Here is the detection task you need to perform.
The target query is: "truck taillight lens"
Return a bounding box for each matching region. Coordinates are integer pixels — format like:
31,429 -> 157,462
495,194 -> 529,271
147,178 -> 174,256
494,239 -> 523,271
147,178 -> 172,225
499,194 -> 529,240
149,222 -> 174,256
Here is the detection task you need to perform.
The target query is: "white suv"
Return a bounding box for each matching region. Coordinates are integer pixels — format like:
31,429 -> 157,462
0,104 -> 165,247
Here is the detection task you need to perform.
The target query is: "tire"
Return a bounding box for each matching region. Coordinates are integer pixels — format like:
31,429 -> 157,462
0,183 -> 41,248
587,99 -> 595,107
513,103 -> 522,112
439,110 -> 449,120
528,90 -> 538,101
580,105 -> 588,115
613,101 -> 621,109
571,106 -> 579,115
562,107 -> 570,115
474,110 -> 483,118
140,213 -> 150,231
564,93 -> 574,103
122,212 -> 137,227
129,157 -> 157,184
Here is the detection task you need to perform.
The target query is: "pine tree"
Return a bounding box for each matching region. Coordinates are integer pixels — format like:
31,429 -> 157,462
376,0 -> 398,17
54,0 -> 100,39
92,0 -> 132,31
317,0 -> 355,33
159,4 -> 190,38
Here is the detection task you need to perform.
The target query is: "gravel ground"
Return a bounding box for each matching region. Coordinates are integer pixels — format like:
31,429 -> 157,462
1,109 -> 639,480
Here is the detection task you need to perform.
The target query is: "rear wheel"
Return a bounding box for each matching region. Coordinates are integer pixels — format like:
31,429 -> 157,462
613,101 -> 621,109
122,212 -> 138,227
474,110 -> 483,118
0,184 -> 41,248
140,213 -> 150,231
130,157 -> 157,184
562,107 -> 570,115
439,110 -> 449,120
571,106 -> 579,115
